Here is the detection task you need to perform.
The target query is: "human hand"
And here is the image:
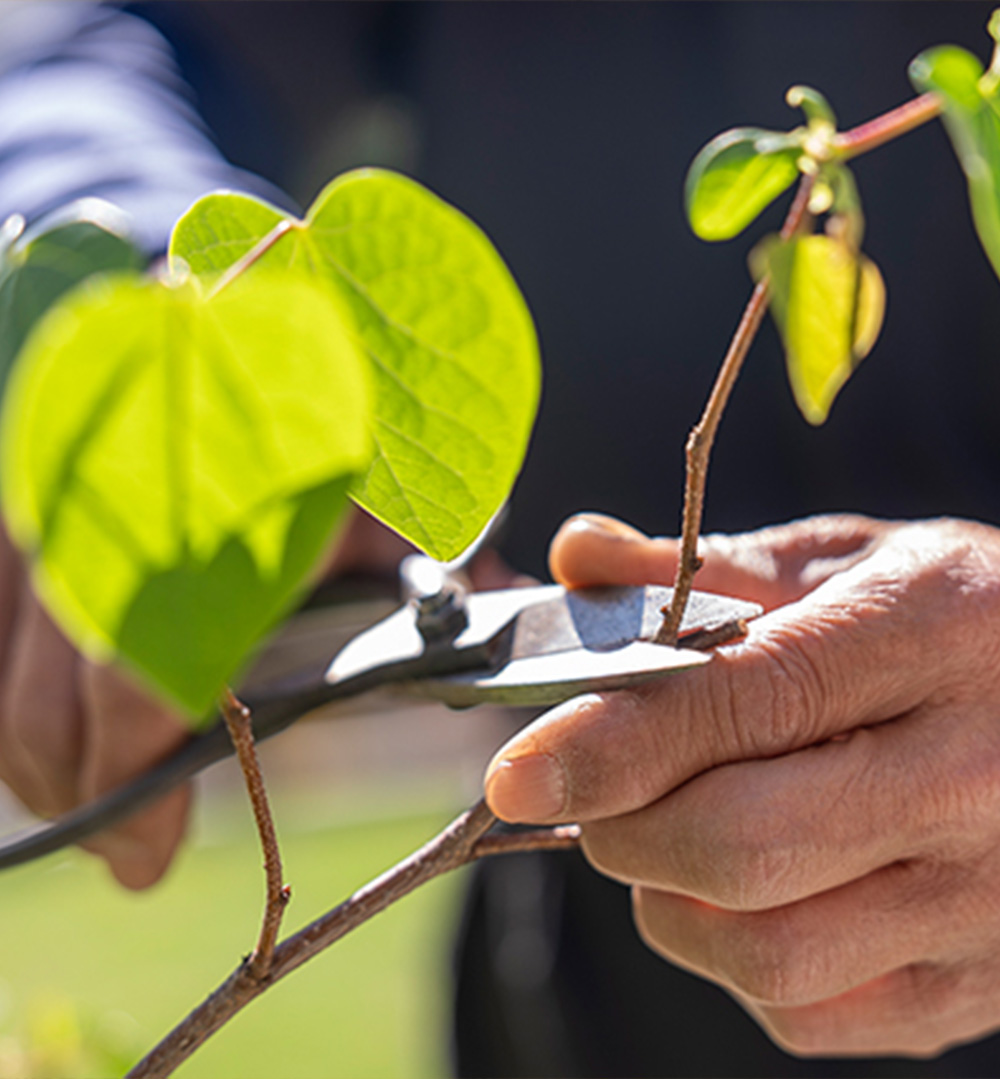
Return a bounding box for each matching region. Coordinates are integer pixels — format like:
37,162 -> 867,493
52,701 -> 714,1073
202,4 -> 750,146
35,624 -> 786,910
485,511 -> 1000,1057
0,508 -> 415,890
0,524 -> 190,890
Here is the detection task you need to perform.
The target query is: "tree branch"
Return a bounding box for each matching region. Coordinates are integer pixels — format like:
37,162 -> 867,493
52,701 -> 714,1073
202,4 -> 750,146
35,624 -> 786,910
125,800 -> 578,1078
220,690 -> 289,979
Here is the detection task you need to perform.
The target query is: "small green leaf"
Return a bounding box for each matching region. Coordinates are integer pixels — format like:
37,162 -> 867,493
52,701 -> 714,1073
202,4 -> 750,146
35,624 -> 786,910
910,44 -> 1000,281
751,233 -> 885,425
171,169 -> 541,561
0,272 -> 372,720
685,128 -> 802,241
0,199 -> 142,407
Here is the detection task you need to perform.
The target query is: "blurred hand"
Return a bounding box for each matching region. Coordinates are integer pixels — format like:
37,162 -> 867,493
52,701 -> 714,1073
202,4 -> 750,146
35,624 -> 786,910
0,524 -> 190,889
485,511 -> 1000,1057
0,507 -> 414,890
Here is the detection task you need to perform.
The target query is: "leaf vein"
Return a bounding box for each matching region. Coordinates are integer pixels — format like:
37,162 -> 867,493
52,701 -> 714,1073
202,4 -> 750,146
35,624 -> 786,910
308,243 -> 509,412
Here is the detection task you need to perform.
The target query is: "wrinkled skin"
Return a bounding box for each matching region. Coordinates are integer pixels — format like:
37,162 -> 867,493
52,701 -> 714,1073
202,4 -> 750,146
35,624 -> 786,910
0,510 -> 410,890
485,512 -> 1000,1058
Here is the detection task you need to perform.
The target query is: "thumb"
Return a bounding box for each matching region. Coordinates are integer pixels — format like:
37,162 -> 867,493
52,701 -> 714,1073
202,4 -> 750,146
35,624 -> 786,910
487,522 -> 943,826
549,512 -> 888,611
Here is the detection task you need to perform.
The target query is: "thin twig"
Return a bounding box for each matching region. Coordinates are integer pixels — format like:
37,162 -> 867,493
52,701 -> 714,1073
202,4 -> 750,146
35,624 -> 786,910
472,824 -> 582,859
833,92 -> 941,160
126,800 -> 579,1078
656,90 -> 944,646
220,690 -> 289,979
655,174 -> 816,645
676,618 -> 749,653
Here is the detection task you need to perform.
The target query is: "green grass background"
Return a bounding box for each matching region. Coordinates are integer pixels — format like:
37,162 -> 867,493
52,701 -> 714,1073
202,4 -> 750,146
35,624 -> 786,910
0,793 -> 464,1078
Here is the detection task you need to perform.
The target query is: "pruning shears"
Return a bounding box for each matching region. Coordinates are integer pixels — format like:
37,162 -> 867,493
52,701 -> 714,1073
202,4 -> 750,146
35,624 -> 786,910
0,554 -> 760,871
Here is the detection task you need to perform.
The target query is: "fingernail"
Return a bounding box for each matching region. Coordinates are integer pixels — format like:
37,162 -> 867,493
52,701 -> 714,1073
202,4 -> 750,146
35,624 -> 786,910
485,753 -> 567,822
567,513 -> 647,541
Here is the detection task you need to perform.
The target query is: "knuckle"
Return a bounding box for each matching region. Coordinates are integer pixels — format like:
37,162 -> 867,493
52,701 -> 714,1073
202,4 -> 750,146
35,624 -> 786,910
762,963 -> 976,1059
691,787 -> 803,910
730,832 -> 802,911
631,887 -> 662,954
631,886 -> 697,967
764,1010 -> 842,1057
723,913 -> 817,1006
752,630 -> 831,748
579,820 -> 632,884
703,634 -> 830,766
730,955 -> 794,1008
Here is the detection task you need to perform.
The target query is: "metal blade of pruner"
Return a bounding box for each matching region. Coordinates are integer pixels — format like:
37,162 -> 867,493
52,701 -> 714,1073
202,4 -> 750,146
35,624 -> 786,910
0,553 -> 760,872
326,554 -> 762,708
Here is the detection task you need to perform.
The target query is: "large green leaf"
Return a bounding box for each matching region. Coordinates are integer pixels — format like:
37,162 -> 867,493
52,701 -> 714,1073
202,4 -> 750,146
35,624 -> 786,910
751,233 -> 885,424
171,169 -> 541,561
0,273 -> 371,720
0,200 -> 142,406
685,128 -> 802,241
909,44 -> 1000,281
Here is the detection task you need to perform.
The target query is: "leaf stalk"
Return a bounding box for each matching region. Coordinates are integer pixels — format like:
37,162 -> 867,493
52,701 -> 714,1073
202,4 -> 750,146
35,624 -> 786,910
833,91 -> 942,160
205,219 -> 297,299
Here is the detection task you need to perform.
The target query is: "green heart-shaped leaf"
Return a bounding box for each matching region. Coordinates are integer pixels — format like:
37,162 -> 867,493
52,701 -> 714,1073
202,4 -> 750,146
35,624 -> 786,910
751,233 -> 885,425
685,128 -> 802,241
0,272 -> 371,720
171,169 -> 541,561
909,44 -> 1000,281
0,199 -> 142,408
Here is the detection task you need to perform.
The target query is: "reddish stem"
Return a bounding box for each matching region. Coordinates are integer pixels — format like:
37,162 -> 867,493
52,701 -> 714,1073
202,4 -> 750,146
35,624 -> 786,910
833,92 -> 941,160
656,174 -> 816,645
206,219 -> 297,298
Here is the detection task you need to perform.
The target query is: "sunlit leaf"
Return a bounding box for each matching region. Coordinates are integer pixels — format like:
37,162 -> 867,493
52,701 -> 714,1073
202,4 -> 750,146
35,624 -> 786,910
0,273 -> 371,720
751,233 -> 885,425
909,44 -> 1000,281
168,190 -> 286,276
0,199 -> 142,406
853,257 -> 886,360
171,169 -> 541,561
685,128 -> 802,241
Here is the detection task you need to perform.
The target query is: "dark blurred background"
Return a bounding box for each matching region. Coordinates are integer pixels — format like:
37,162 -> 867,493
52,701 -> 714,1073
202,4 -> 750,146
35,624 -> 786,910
135,1 -> 1000,582
131,6 -> 1000,1075
4,4 -> 1000,1076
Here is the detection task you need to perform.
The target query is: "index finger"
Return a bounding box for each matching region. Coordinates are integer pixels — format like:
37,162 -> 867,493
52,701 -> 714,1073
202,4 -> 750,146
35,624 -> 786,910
485,534 -> 967,824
